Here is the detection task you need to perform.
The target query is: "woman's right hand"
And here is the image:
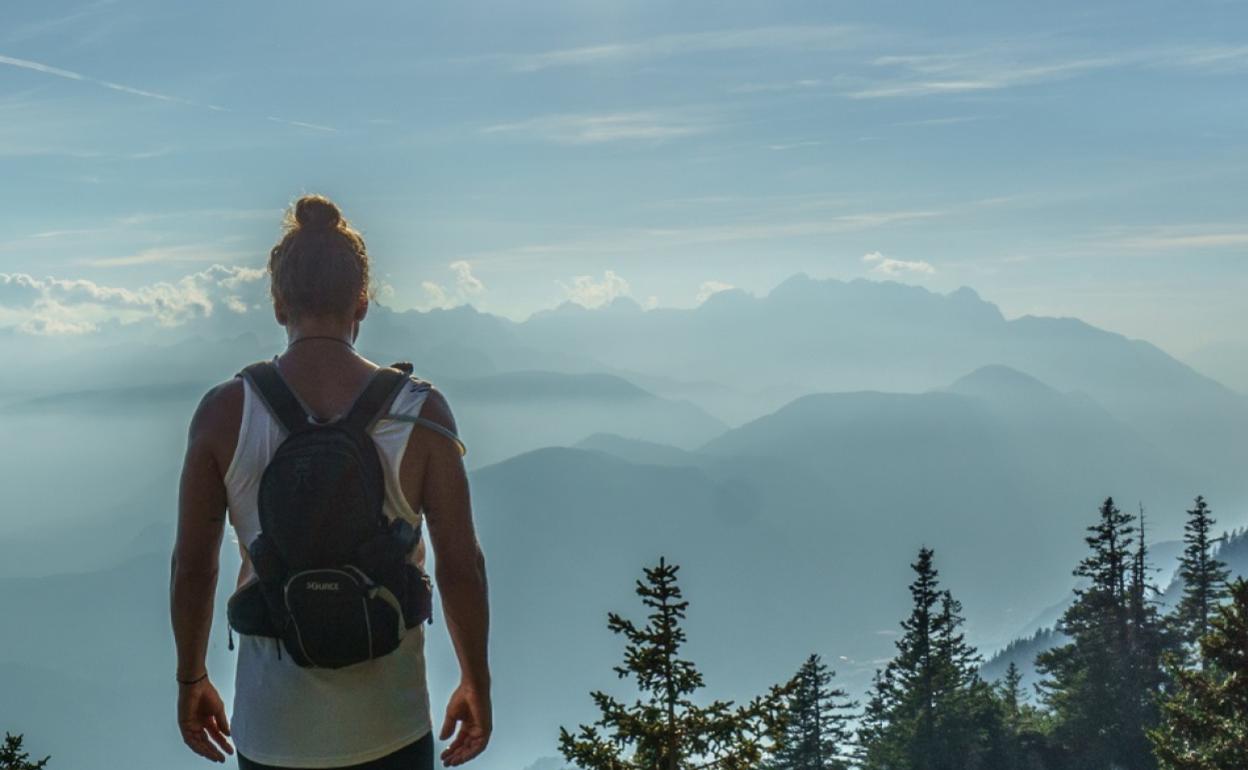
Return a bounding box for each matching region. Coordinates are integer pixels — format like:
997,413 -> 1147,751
177,677 -> 234,763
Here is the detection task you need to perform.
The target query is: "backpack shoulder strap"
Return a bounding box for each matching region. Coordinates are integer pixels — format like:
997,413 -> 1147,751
238,360 -> 310,435
341,367 -> 409,434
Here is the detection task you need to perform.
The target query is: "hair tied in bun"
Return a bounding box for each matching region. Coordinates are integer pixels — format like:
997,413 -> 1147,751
294,194 -> 342,231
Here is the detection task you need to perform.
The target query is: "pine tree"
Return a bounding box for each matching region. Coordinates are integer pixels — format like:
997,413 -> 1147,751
1149,579 -> 1248,769
1037,496 -> 1165,769
996,662 -> 1045,737
1125,505 -> 1172,769
994,664 -> 1049,770
770,654 -> 856,770
558,558 -> 788,770
1173,496 -> 1231,654
0,734 -> 49,770
858,547 -> 1002,770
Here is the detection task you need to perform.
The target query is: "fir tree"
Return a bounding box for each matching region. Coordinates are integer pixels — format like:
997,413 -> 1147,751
1172,496 -> 1231,654
996,662 -> 1046,737
1125,505 -> 1172,769
558,558 -> 787,770
1037,496 -> 1166,769
770,654 -> 856,770
1149,579 -> 1248,769
0,734 -> 49,770
858,547 -> 1002,770
994,664 -> 1049,770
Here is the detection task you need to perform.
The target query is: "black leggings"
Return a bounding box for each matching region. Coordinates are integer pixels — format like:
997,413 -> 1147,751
237,732 -> 433,770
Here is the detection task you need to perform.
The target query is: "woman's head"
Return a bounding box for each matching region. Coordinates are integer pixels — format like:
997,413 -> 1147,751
268,194 -> 370,325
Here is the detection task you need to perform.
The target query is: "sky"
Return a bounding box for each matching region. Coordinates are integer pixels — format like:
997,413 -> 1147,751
1,0 -> 1246,364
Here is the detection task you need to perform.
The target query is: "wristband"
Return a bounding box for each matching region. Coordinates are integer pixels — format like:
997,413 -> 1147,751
177,672 -> 208,686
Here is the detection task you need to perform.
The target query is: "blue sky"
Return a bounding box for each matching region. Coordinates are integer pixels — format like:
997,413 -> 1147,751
1,0 -> 1245,363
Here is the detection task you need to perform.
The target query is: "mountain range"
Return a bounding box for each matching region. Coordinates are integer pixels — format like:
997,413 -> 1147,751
1,275 -> 1245,770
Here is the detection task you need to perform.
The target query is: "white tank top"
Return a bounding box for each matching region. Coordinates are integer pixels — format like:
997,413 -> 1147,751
223,368 -> 442,768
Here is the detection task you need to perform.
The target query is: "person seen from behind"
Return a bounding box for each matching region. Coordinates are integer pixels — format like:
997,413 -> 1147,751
170,194 -> 491,769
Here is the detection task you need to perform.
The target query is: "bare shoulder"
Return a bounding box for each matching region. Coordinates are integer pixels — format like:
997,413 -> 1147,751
188,378 -> 244,469
417,385 -> 457,435
191,378 -> 243,430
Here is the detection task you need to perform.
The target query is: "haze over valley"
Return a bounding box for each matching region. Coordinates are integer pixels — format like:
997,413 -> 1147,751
2,274 -> 1245,769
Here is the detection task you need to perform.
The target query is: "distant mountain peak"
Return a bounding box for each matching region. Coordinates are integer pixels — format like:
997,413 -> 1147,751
948,365 -> 1059,399
606,295 -> 643,312
760,274 -> 1004,321
949,286 -> 983,303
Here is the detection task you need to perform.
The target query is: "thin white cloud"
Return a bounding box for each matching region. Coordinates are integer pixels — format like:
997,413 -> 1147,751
858,41 -> 1248,100
849,51 -> 1125,99
454,209 -> 942,265
729,78 -> 823,94
507,25 -> 860,72
696,280 -> 735,303
78,244 -> 247,268
892,115 -> 984,127
559,270 -> 631,308
1163,45 -> 1248,74
482,111 -> 711,145
766,140 -> 823,151
1110,230 -> 1248,252
4,0 -> 118,45
862,251 -> 936,276
0,52 -> 335,131
266,116 -> 337,133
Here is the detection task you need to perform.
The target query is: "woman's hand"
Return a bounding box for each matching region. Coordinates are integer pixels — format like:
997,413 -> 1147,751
177,677 -> 234,763
439,681 -> 492,766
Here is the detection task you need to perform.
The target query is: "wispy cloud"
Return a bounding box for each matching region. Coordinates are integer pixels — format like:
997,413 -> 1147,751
849,53 -> 1124,99
506,25 -> 861,72
848,41 -> 1248,100
862,251 -> 936,276
1162,45 -> 1248,74
728,78 -> 823,94
892,115 -> 984,127
4,0 -> 119,45
266,116 -> 337,133
482,111 -> 713,145
0,53 -> 336,132
455,209 -> 942,265
766,140 -> 823,151
78,243 -> 248,268
1104,227 -> 1248,252
0,53 -> 202,106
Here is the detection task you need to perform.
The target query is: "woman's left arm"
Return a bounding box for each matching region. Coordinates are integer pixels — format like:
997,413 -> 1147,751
170,382 -> 238,763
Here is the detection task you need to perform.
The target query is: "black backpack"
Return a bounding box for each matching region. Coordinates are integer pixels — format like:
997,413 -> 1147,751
227,360 -> 433,669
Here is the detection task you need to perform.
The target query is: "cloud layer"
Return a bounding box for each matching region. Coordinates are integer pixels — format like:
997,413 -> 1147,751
0,265 -> 267,334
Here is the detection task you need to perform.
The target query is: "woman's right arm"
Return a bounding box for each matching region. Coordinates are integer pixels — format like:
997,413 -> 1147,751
413,388 -> 491,766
